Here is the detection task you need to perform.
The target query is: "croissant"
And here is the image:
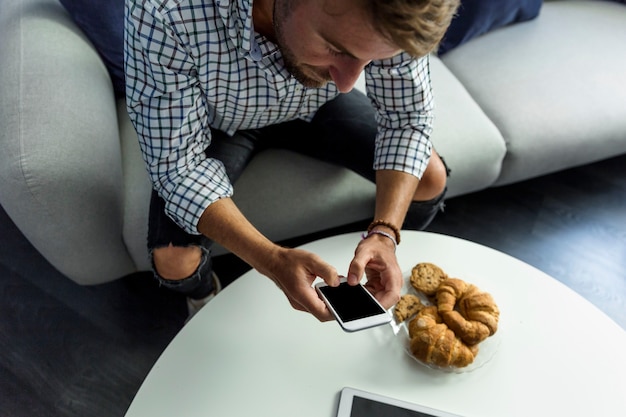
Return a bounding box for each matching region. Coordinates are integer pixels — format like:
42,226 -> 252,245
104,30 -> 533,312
408,306 -> 478,368
437,278 -> 500,345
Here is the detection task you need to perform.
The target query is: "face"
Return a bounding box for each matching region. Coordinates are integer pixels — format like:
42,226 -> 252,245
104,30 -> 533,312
272,0 -> 401,93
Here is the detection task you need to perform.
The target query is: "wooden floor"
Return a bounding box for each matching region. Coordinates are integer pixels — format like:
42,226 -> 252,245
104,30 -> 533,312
1,154 -> 625,417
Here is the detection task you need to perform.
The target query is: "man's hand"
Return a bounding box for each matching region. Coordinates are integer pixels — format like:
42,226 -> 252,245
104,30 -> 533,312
260,246 -> 342,322
347,233 -> 403,309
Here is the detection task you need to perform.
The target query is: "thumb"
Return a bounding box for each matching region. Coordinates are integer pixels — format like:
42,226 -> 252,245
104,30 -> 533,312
318,262 -> 341,287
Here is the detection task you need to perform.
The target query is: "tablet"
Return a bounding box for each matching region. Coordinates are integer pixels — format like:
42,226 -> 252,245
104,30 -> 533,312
336,387 -> 463,417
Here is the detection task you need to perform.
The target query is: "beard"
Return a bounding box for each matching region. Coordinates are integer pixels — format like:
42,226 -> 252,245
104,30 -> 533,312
272,0 -> 331,88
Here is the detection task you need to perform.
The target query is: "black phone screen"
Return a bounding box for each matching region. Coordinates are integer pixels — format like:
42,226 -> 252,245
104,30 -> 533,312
318,282 -> 385,322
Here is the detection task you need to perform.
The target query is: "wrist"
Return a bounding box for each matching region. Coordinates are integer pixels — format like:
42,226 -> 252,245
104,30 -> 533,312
251,244 -> 287,278
361,229 -> 397,251
367,219 -> 401,245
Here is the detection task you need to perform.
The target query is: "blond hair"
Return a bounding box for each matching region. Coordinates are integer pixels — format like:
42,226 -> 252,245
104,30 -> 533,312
362,0 -> 460,57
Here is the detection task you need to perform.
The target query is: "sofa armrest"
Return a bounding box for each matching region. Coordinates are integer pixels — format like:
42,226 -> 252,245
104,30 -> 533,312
0,0 -> 135,284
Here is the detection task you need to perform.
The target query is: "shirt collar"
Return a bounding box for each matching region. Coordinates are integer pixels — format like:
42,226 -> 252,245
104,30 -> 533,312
216,0 -> 278,61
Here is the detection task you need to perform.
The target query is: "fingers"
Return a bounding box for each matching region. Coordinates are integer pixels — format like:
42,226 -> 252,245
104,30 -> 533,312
347,235 -> 392,285
350,238 -> 403,309
278,281 -> 334,322
267,245 -> 403,322
295,288 -> 335,322
347,244 -> 370,285
269,248 -> 338,322
365,279 -> 402,310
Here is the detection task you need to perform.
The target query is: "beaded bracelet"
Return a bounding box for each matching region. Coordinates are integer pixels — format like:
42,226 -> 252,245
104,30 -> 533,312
367,219 -> 401,245
361,230 -> 397,251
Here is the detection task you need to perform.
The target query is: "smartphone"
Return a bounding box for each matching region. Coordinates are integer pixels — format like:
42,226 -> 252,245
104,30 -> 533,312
315,277 -> 391,332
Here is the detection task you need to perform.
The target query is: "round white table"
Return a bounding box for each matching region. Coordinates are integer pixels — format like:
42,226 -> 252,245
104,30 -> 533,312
125,232 -> 626,417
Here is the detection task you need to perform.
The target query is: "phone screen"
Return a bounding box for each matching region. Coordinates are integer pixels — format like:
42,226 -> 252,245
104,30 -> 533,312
318,282 -> 385,322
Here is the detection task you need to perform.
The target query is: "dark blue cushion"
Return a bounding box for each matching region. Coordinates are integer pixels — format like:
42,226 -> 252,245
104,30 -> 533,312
59,0 -> 125,97
438,0 -> 543,55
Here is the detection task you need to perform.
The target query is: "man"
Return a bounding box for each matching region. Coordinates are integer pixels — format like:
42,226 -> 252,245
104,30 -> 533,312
124,0 -> 459,320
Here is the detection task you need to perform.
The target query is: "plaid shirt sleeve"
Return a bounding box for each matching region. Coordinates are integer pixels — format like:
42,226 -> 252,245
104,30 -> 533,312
366,53 -> 434,179
124,1 -> 232,234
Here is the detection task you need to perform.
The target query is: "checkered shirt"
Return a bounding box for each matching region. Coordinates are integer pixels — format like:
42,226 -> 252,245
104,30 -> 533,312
124,0 -> 434,234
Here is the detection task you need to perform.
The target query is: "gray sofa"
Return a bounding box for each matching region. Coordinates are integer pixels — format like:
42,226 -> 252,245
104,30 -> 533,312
2,0 -> 625,285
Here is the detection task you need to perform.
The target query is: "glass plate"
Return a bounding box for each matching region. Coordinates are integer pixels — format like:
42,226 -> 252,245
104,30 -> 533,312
390,271 -> 501,374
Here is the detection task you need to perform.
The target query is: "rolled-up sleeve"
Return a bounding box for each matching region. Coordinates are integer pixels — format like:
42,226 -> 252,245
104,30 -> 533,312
125,1 -> 232,234
366,54 -> 434,179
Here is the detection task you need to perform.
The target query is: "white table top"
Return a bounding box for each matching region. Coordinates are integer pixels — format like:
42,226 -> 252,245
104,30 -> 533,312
125,232 -> 626,417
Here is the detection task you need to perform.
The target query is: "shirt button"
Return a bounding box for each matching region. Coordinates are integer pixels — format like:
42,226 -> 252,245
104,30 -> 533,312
250,46 -> 262,61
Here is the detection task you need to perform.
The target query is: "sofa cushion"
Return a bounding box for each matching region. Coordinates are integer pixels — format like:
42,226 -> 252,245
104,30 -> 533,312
0,0 -> 136,284
59,0 -> 125,97
438,0 -> 543,55
441,0 -> 626,185
427,56 -> 506,198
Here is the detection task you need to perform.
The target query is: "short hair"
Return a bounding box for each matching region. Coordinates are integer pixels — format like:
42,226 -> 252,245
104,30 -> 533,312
363,0 -> 460,57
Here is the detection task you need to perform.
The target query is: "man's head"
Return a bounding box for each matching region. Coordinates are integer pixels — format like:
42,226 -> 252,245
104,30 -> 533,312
270,0 -> 459,92
362,0 -> 460,58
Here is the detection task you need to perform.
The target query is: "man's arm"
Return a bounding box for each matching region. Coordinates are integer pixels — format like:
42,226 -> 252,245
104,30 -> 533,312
346,169 -> 417,308
125,1 -> 234,234
198,197 -> 340,321
373,169 -> 420,229
345,54 -> 435,307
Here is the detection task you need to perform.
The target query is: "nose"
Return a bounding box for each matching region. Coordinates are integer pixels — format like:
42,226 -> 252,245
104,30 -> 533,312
329,59 -> 369,93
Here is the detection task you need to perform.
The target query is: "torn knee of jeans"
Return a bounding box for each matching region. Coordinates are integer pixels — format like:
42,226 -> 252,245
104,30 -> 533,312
149,245 -> 211,286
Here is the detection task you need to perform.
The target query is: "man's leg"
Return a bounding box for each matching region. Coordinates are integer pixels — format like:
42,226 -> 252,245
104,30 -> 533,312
403,151 -> 450,230
148,191 -> 217,300
269,90 -> 449,230
147,128 -> 260,313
